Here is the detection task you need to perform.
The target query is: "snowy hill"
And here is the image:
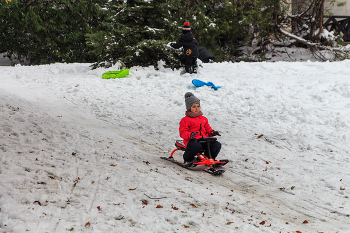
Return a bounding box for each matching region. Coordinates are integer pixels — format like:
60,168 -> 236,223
0,61 -> 350,232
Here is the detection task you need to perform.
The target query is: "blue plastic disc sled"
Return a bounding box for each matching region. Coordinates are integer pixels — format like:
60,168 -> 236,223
192,79 -> 221,90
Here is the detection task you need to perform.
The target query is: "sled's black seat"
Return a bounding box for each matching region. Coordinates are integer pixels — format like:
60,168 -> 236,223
175,140 -> 186,151
174,137 -> 217,151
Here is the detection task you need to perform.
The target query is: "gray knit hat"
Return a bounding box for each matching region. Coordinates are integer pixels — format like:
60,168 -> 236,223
185,92 -> 200,111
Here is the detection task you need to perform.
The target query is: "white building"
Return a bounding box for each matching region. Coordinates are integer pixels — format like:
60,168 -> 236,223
324,0 -> 349,16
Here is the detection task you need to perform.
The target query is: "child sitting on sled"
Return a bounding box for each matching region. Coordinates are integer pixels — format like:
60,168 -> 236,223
179,92 -> 221,165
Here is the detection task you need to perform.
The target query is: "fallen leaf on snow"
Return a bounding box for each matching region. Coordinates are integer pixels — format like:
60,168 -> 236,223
115,215 -> 124,220
184,225 -> 189,228
33,201 -> 41,206
110,164 -> 117,167
85,222 -> 91,227
303,220 -> 308,224
259,221 -> 266,225
226,222 -> 234,225
156,205 -> 163,208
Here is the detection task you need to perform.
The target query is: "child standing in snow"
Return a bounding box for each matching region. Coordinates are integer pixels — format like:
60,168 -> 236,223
170,22 -> 199,74
179,92 -> 221,165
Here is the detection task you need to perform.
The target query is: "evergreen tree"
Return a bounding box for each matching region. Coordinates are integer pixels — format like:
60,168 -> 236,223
169,0 -> 279,61
0,0 -> 107,65
88,0 -> 279,68
1,0 -> 280,67
87,0 -> 183,69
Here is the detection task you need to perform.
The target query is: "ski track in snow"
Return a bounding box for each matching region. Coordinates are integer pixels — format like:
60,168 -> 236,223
0,61 -> 350,232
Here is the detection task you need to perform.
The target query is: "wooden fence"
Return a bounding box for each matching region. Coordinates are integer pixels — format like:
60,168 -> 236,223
323,16 -> 350,42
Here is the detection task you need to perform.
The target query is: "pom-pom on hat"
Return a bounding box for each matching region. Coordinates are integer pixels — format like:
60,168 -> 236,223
185,92 -> 200,111
182,22 -> 191,34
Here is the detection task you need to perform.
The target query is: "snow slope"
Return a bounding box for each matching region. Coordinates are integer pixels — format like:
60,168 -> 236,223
0,61 -> 350,232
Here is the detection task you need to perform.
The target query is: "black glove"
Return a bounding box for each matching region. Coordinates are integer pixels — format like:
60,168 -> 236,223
190,132 -> 198,139
211,130 -> 221,136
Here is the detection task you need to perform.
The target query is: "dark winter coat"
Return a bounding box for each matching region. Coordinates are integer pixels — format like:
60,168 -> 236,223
198,46 -> 215,63
171,32 -> 199,59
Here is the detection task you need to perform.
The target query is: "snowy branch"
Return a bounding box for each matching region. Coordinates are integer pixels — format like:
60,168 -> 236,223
277,28 -> 350,60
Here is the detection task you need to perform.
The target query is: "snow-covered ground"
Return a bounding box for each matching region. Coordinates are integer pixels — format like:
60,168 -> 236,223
0,59 -> 350,232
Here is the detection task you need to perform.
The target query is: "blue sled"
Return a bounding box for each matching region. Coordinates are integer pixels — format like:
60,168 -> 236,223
192,79 -> 222,90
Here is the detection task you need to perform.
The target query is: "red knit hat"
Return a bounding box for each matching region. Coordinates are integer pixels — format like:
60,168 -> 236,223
182,22 -> 191,33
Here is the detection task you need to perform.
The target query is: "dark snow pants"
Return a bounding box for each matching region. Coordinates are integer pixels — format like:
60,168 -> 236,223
185,56 -> 198,74
183,139 -> 221,162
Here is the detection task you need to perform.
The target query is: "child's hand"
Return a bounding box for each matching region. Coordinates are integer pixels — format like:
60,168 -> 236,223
211,130 -> 221,136
190,132 -> 198,139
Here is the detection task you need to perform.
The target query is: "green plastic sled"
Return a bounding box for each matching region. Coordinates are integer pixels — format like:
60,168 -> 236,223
102,69 -> 130,79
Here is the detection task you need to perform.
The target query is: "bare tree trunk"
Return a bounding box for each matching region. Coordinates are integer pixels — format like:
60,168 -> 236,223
286,0 -> 326,43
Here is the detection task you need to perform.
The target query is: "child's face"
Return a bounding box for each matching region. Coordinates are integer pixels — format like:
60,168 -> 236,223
190,103 -> 200,113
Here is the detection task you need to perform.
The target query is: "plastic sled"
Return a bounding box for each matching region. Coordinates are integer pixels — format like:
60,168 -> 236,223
162,137 -> 229,175
192,79 -> 221,90
102,69 -> 130,79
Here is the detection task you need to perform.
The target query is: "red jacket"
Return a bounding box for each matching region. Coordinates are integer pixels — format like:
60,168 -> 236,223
179,113 -> 213,146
